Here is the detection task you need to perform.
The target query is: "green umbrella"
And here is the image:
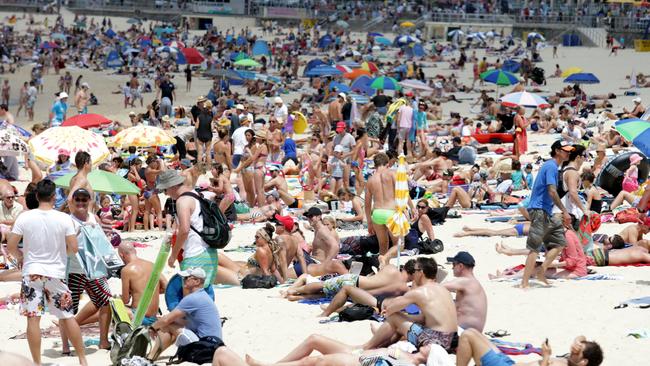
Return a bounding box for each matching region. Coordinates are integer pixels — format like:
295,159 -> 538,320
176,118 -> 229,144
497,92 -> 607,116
234,58 -> 261,67
480,69 -> 519,86
614,118 -> 650,157
369,76 -> 401,90
54,170 -> 140,195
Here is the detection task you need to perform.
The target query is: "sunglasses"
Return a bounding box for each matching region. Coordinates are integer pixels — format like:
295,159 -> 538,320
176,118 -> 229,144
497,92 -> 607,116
3,196 -> 15,200
75,198 -> 89,203
417,205 -> 427,209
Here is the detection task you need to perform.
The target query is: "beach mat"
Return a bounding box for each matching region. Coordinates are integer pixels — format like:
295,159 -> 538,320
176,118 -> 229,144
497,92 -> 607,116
490,338 -> 542,356
610,263 -> 650,267
615,296 -> 650,309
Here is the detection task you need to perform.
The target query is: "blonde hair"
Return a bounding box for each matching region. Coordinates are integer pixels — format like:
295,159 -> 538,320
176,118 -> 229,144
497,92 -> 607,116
322,215 -> 337,229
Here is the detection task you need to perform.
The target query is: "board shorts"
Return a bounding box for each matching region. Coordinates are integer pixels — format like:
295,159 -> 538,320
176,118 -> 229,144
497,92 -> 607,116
323,274 -> 359,298
67,273 -> 112,313
181,248 -> 218,288
406,323 -> 456,351
480,350 -> 515,366
20,275 -> 74,319
526,209 -> 566,252
371,209 -> 395,225
590,247 -> 609,266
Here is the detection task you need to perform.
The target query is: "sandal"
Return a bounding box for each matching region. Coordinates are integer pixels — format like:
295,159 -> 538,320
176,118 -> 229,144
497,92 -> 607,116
485,329 -> 511,338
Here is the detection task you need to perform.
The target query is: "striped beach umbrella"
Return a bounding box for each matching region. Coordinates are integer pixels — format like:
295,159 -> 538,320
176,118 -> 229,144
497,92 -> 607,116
370,76 -> 401,90
500,91 -> 550,108
108,125 -> 176,147
387,155 -> 410,266
614,118 -> 650,157
480,69 -> 519,86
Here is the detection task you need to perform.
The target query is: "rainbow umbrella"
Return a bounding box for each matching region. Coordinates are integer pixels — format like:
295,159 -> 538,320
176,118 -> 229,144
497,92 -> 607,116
29,126 -> 109,166
386,154 -> 410,266
480,69 -> 519,86
614,118 -> 650,156
370,76 -> 401,90
361,61 -> 379,73
108,125 -> 176,147
54,169 -> 140,195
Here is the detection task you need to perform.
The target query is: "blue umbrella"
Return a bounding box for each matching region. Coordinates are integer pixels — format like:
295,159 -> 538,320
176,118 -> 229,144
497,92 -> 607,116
329,81 -> 351,93
394,35 -> 420,46
368,32 -> 384,37
104,28 -> 116,38
176,51 -> 187,65
338,61 -> 360,68
252,40 -> 270,57
350,75 -> 374,95
318,35 -> 333,49
563,73 -> 600,84
375,37 -> 392,46
303,59 -> 327,76
305,65 -> 342,77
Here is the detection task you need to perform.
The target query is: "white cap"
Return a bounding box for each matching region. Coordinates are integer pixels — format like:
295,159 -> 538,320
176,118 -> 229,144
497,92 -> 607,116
81,82 -> 89,88
338,92 -> 347,99
235,104 -> 244,110
334,145 -> 344,153
178,267 -> 206,279
274,96 -> 283,104
58,92 -> 68,99
633,97 -> 642,103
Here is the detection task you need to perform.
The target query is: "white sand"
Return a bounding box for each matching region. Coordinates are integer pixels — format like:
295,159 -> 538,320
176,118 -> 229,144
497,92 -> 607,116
0,9 -> 649,366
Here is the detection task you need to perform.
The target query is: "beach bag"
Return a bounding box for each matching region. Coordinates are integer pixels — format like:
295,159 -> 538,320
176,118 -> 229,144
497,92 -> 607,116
339,304 -> 375,322
419,238 -> 444,255
344,254 -> 380,276
169,337 -> 225,365
426,207 -> 449,225
615,207 -> 640,224
241,274 -> 277,289
73,224 -> 124,280
110,326 -> 152,366
180,192 -> 231,249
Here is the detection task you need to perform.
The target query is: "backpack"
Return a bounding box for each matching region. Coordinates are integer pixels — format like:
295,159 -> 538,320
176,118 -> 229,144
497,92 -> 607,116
339,304 -> 375,322
180,192 -> 231,249
169,337 -> 224,365
344,254 -> 380,276
418,238 -> 444,255
110,326 -> 152,366
241,274 -> 277,289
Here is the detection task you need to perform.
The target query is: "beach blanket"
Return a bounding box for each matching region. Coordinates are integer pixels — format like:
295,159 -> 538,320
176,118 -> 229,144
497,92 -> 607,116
615,296 -> 650,309
12,323 -> 101,339
575,274 -> 622,281
610,263 -> 650,267
298,298 -> 331,305
490,339 -> 542,356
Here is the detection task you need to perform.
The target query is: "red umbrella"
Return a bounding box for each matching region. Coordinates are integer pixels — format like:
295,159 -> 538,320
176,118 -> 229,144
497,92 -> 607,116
62,113 -> 111,129
181,48 -> 205,65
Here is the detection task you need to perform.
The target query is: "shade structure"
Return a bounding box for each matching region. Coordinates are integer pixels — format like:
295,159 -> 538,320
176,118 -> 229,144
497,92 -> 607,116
344,68 -> 371,80
108,125 -> 176,148
234,58 -> 261,67
335,64 -> 354,74
400,21 -> 415,27
181,48 -> 205,64
563,73 -> 600,84
480,69 -> 519,86
375,37 -> 392,46
0,128 -> 29,156
614,118 -> 650,156
370,76 -> 401,90
561,67 -> 583,78
29,126 -> 109,166
361,61 -> 379,73
399,79 -> 433,91
305,65 -> 342,77
386,155 -> 410,266
62,113 -> 111,129
54,169 -> 140,195
500,91 -> 550,108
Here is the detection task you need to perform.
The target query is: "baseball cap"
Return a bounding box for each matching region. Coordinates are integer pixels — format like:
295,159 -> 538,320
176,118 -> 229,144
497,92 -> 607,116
303,206 -> 322,218
72,188 -> 91,198
633,97 -> 642,103
447,251 -> 476,267
58,92 -> 68,99
551,140 -> 575,153
336,121 -> 346,132
178,267 -> 207,279
273,214 -> 295,232
57,148 -> 70,156
334,145 -> 344,153
405,91 -> 414,97
338,92 -> 347,99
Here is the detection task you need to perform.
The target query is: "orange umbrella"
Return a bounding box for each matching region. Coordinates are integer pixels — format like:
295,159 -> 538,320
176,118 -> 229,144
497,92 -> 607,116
361,61 -> 379,73
344,69 -> 371,80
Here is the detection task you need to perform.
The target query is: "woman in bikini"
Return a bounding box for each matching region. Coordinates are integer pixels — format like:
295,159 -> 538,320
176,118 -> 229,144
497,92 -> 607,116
125,159 -> 144,232
252,130 -> 270,207
246,224 -> 283,282
233,129 -> 257,207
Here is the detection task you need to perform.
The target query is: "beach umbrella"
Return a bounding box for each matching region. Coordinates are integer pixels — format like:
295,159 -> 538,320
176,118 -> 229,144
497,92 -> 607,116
400,21 -> 415,27
181,48 -> 204,65
168,41 -> 185,49
468,32 -> 487,43
252,40 -> 270,57
614,119 -> 650,156
375,37 -> 392,46
234,58 -> 261,68
368,32 -> 384,37
344,69 -> 372,80
561,67 -> 583,78
480,69 -> 519,86
527,32 -> 545,41
156,46 -> 178,54
204,68 -> 243,80
335,64 -> 354,74
229,51 -> 249,61
336,20 -> 349,28
122,47 -> 140,55
104,28 -> 116,38
305,65 -> 342,77
563,72 -> 600,84
54,169 -> 140,195
176,51 -> 187,65
318,34 -> 333,49
350,75 -> 374,95
386,154 -> 410,266
126,18 -> 141,25
448,29 -> 464,38
0,128 -> 29,156
29,126 -> 109,167
361,61 -> 379,73
395,35 -> 420,46
339,49 -> 361,58
500,91 -> 550,109
370,76 -> 401,90
0,121 -> 31,138
338,61 -> 361,68
329,81 -> 351,93
108,125 -> 176,148
399,79 -> 433,91
62,113 -> 111,129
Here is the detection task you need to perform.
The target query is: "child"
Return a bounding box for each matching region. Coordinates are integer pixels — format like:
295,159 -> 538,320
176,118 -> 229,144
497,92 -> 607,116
98,194 -> 116,226
510,160 -> 526,190
329,146 -> 345,195
524,163 -> 534,188
622,153 -> 642,193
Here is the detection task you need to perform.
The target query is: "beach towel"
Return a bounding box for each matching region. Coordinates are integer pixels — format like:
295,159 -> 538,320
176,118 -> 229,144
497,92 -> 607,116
615,296 -> 650,309
576,274 -> 622,281
298,298 -> 331,305
490,339 -> 542,356
610,263 -> 650,267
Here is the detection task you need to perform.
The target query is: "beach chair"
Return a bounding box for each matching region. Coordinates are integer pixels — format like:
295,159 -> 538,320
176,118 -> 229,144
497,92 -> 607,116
639,108 -> 650,121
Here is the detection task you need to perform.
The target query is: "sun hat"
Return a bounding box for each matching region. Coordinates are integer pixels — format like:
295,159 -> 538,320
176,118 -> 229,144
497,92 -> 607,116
255,129 -> 268,140
58,92 -> 68,99
338,92 -> 347,99
197,95 -> 207,103
274,96 -> 283,104
81,82 -> 89,89
235,104 -> 245,110
178,267 -> 206,279
57,148 -> 71,156
217,117 -> 231,127
156,170 -> 186,190
629,153 -> 643,165
633,97 -> 642,103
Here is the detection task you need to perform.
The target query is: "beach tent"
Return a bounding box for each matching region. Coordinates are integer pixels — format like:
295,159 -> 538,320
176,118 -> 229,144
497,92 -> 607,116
318,35 -> 333,49
303,59 -> 327,76
105,50 -> 123,68
252,40 -> 270,57
350,75 -> 374,95
236,35 -> 247,46
405,43 -> 425,58
104,28 -> 116,38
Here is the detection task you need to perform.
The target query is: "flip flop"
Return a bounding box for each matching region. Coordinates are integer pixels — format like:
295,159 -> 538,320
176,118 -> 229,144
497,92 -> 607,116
485,329 -> 511,338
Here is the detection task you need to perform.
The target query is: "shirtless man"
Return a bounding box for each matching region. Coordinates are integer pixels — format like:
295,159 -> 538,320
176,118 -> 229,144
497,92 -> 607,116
301,207 -> 348,276
361,257 -> 458,353
130,72 -> 143,107
0,104 -> 15,125
457,330 -> 603,366
443,252 -> 487,332
213,129 -> 232,171
144,157 -> 164,230
74,83 -> 90,114
264,165 -> 297,207
68,151 -> 94,208
412,149 -> 452,181
271,214 -> 306,283
328,93 -> 344,130
118,242 -> 168,325
365,152 -> 398,255
619,219 -> 650,250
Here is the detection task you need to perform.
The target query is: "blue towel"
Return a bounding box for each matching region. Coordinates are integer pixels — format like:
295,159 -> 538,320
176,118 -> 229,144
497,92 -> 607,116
299,298 -> 331,305
404,304 -> 420,315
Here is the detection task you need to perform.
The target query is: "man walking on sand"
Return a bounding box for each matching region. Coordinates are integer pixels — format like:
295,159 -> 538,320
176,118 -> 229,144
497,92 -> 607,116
6,179 -> 88,366
365,152 -> 397,256
443,251 -> 487,332
521,140 -> 573,289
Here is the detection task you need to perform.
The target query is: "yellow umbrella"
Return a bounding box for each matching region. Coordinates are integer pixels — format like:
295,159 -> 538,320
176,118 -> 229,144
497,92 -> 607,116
29,126 -> 109,166
400,21 -> 415,27
561,67 -> 583,78
108,125 -> 176,147
386,155 -> 410,265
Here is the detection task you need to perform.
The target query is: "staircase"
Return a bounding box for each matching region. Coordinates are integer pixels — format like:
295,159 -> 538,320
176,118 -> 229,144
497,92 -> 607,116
577,27 -> 608,48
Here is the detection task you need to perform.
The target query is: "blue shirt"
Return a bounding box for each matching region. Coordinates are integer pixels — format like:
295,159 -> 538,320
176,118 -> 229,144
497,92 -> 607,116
527,159 -> 558,215
282,138 -> 297,159
176,289 -> 222,339
525,172 -> 534,189
51,100 -> 67,126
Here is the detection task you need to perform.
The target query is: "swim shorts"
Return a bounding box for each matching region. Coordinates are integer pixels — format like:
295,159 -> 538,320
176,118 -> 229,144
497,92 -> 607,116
67,273 -> 112,313
323,274 -> 359,298
514,223 -> 525,237
20,275 -> 74,319
480,350 -> 515,366
406,323 -> 455,351
371,209 -> 396,225
590,247 -> 609,267
526,209 -> 566,252
293,250 -> 318,277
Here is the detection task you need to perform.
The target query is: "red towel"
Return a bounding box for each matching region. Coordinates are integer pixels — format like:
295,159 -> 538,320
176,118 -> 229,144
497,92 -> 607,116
609,263 -> 650,267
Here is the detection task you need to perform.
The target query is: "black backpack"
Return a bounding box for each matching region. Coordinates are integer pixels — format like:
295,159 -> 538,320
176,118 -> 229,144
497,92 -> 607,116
426,207 -> 450,225
169,337 -> 225,364
418,238 -> 444,255
241,274 -> 277,289
339,304 -> 375,322
180,192 -> 231,249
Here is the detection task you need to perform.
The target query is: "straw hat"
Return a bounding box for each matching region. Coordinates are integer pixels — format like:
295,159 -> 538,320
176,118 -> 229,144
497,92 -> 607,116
204,100 -> 213,108
217,117 -> 231,127
197,95 -> 207,103
255,129 -> 268,140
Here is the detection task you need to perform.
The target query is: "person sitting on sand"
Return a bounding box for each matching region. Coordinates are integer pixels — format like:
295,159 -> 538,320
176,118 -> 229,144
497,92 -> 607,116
457,330 -> 603,366
620,97 -> 645,119
443,251 -> 487,332
301,207 -> 350,276
264,165 -> 298,208
617,218 -> 650,250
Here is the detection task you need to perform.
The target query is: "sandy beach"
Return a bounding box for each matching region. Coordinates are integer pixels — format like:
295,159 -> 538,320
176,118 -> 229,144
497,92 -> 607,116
0,8 -> 649,366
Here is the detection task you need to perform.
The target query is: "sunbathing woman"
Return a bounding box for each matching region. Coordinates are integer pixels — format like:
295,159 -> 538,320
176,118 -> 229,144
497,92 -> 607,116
454,222 -> 530,237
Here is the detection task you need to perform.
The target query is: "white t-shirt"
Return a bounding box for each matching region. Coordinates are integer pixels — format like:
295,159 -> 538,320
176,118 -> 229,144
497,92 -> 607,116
12,209 -> 76,279
182,194 -> 209,258
461,125 -> 472,137
274,104 -> 288,123
231,126 -> 249,155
